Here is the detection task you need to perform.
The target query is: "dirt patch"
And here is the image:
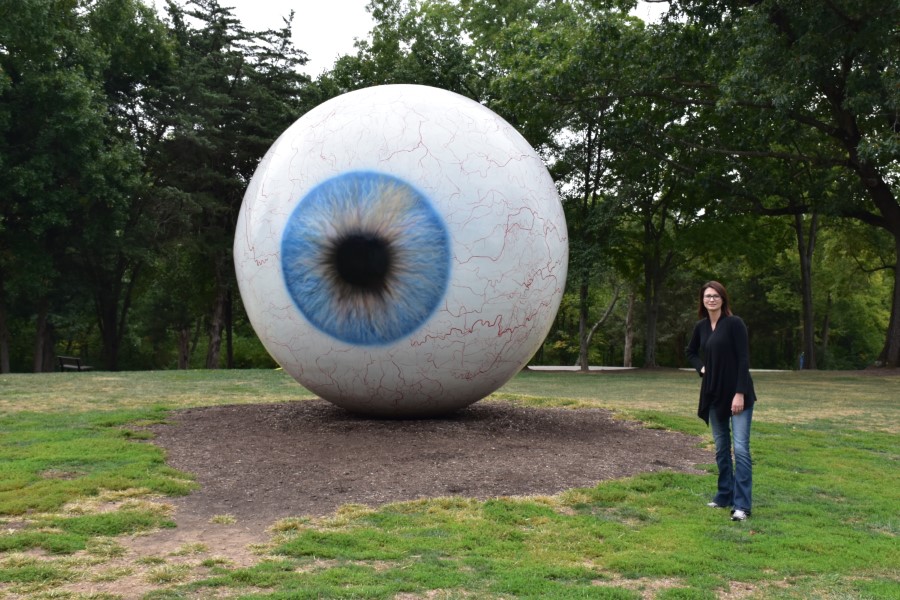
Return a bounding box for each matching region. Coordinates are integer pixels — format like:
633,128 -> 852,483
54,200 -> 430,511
51,401 -> 712,598
149,399 -> 712,528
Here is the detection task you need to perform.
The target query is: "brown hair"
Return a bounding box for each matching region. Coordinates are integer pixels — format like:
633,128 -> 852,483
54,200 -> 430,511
698,280 -> 733,318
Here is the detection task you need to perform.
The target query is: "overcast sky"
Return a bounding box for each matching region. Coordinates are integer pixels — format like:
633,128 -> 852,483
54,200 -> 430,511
222,0 -> 376,76
156,1 -> 668,76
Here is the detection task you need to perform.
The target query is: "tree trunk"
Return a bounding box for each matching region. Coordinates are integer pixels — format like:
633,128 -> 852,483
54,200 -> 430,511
91,259 -> 141,372
643,251 -> 667,368
33,297 -> 49,373
821,292 -> 832,366
41,322 -> 55,372
794,212 -> 818,369
205,285 -> 227,369
623,288 -> 635,368
225,287 -> 233,369
642,216 -> 673,368
577,279 -> 590,371
190,317 -> 202,357
97,296 -> 120,371
0,293 -> 9,374
643,293 -> 658,367
878,234 -> 900,367
580,286 -> 621,369
177,327 -> 191,369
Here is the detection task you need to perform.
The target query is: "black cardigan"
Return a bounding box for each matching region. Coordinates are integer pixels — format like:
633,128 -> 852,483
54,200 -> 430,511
686,315 -> 757,424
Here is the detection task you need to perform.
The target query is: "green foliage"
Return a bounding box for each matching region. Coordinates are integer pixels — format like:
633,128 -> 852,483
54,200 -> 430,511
659,0 -> 900,365
0,0 -> 313,373
228,332 -> 279,369
139,0 -> 313,370
2,0 -> 898,374
321,0 -> 483,98
0,0 -> 180,372
0,0 -> 117,370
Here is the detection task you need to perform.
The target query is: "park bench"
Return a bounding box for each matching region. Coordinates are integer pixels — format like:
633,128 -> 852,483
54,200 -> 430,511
57,356 -> 93,372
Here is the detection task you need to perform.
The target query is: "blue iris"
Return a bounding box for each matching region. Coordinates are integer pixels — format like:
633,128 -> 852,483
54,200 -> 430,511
281,171 -> 451,346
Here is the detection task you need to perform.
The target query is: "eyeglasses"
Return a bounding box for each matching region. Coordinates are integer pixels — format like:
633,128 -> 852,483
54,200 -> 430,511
703,294 -> 721,300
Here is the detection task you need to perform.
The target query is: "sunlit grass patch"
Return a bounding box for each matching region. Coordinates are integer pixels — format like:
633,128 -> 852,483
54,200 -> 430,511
0,510 -> 174,555
199,555 -> 234,568
590,574 -> 687,598
498,368 -> 900,433
0,370 -> 315,415
269,516 -> 313,533
171,542 -> 208,556
247,541 -> 277,556
146,562 -> 192,584
0,552 -> 73,593
84,537 -> 127,559
63,491 -> 174,522
209,514 -> 237,525
91,565 -> 136,584
486,393 -> 595,410
259,495 -> 644,596
322,503 -> 377,527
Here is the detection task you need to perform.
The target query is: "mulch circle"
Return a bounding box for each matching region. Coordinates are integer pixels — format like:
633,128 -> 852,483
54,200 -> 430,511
150,399 -> 712,526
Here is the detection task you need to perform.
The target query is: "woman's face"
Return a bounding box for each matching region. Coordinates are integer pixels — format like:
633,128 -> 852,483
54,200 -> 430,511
703,287 -> 722,311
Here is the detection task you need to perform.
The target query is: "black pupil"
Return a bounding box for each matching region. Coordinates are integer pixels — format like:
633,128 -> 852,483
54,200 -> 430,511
333,233 -> 392,293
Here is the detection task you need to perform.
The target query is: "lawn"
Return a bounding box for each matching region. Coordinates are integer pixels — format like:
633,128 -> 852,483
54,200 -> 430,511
0,368 -> 897,599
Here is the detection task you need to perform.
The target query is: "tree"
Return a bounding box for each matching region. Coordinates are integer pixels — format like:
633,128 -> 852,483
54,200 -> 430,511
462,0 -> 655,367
152,0 -> 310,368
651,0 -> 900,366
319,0 -> 483,99
344,0 -> 743,368
0,0 -> 156,371
74,0 -> 179,370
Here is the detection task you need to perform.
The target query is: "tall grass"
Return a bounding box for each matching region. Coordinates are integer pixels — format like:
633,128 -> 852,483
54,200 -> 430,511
0,368 -> 897,598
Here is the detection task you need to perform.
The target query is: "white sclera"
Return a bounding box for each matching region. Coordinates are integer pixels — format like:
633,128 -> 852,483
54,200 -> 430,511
234,84 -> 568,416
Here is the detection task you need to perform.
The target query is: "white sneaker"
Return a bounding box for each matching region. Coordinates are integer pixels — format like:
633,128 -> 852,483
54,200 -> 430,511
707,502 -> 725,508
731,509 -> 748,521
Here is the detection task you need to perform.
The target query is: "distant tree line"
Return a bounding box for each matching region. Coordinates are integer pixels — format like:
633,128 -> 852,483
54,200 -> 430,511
1,0 -> 897,372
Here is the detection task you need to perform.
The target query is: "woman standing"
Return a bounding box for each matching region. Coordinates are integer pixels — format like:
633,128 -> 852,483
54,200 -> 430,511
686,281 -> 757,521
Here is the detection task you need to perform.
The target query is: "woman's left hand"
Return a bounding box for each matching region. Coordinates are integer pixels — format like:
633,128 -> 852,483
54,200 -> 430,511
732,393 -> 745,415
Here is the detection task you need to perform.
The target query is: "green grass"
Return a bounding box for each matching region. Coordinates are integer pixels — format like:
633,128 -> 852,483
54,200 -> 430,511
0,369 -> 315,415
0,368 -> 897,598
0,408 -> 194,516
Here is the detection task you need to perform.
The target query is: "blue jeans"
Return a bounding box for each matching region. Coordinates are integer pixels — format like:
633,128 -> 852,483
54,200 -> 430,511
709,403 -> 753,513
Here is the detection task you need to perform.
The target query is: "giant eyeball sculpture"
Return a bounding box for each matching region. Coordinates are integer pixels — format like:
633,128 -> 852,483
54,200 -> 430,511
234,84 -> 568,417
